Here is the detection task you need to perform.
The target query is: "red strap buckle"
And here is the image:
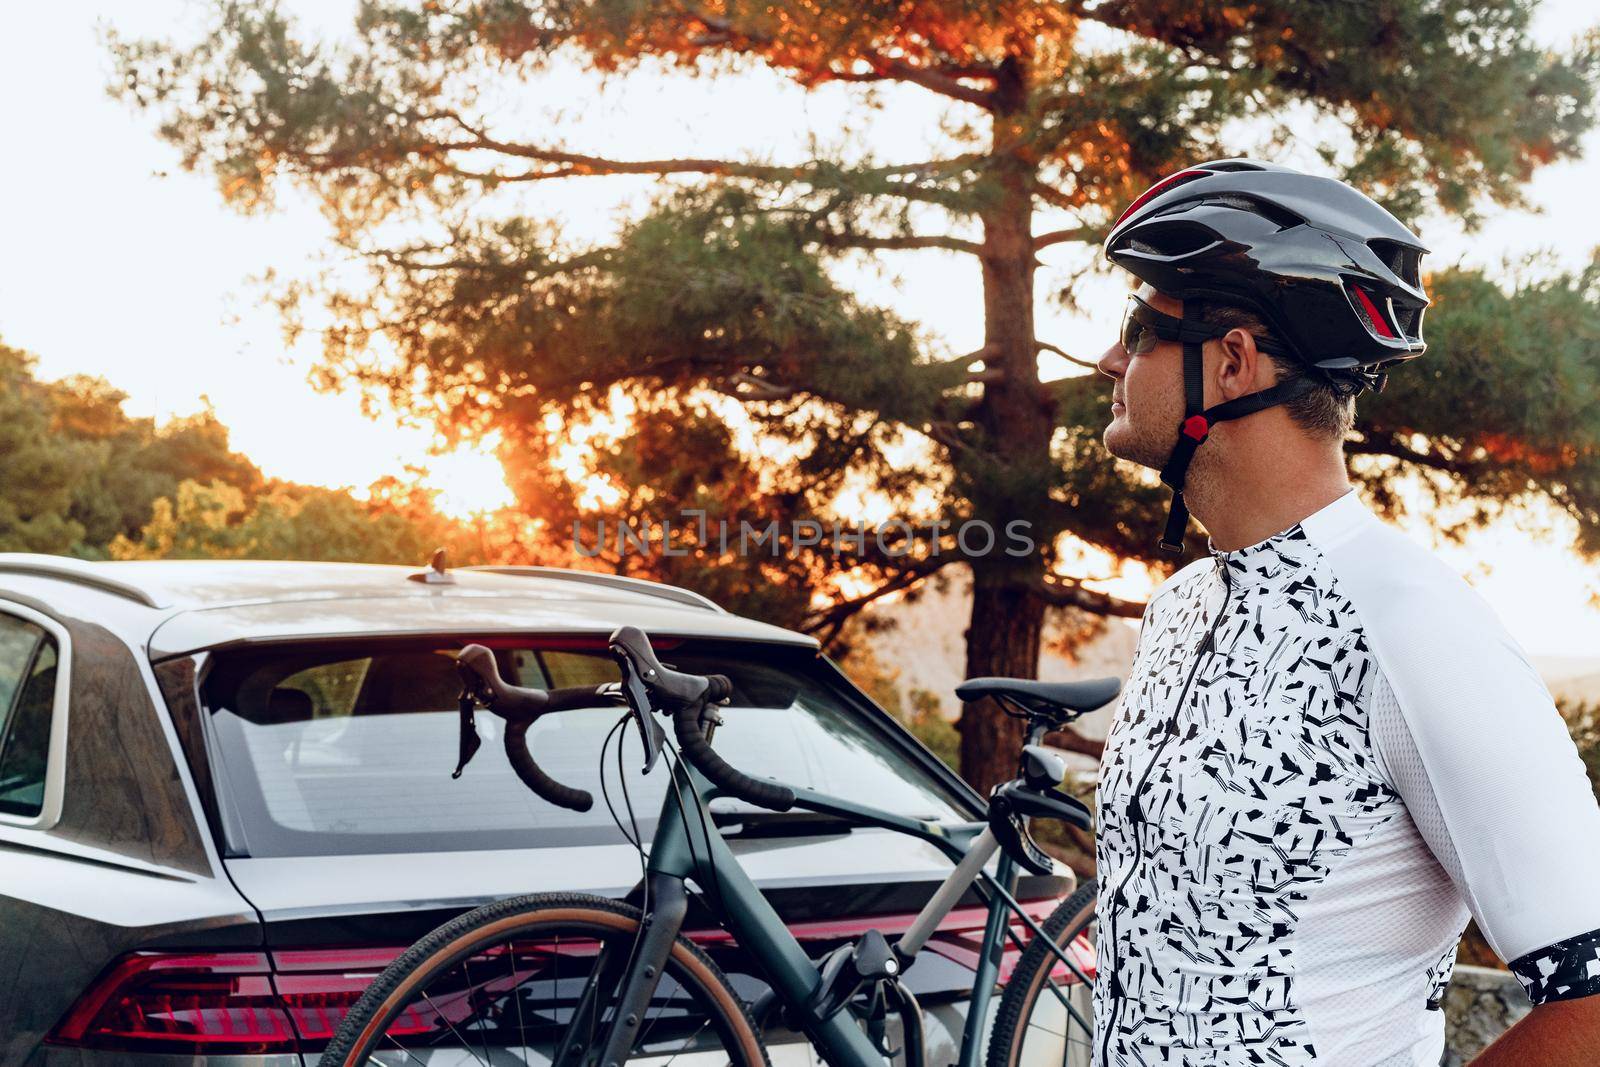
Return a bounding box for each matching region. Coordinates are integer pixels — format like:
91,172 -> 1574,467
1182,414 -> 1210,441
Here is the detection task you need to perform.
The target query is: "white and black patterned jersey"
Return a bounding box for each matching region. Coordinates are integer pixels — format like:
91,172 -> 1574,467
1092,490 -> 1600,1066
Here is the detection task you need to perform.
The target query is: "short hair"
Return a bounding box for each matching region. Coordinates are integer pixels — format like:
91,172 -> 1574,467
1190,300 -> 1356,440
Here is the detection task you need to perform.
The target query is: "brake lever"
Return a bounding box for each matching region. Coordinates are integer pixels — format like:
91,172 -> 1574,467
610,663 -> 666,773
452,690 -> 483,779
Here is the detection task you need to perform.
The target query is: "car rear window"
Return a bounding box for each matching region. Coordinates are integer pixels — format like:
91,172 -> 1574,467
200,637 -> 968,857
0,615 -> 59,819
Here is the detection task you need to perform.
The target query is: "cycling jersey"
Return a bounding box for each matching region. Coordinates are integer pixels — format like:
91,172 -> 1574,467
1093,489 -> 1600,1066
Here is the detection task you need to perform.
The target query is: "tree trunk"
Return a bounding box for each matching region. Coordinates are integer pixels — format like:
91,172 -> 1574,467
959,570 -> 1047,792
955,57 -> 1055,794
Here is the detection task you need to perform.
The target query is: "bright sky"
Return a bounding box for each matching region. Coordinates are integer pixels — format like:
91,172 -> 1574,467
1,2 -> 1599,655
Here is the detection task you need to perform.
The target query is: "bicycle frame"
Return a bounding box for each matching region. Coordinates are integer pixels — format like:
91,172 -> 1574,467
590,750 -> 1090,1067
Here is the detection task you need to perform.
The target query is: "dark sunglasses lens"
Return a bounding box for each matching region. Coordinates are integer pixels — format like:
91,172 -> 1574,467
1121,300 -> 1155,355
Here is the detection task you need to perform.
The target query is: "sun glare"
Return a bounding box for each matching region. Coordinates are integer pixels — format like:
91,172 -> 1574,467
423,431 -> 516,519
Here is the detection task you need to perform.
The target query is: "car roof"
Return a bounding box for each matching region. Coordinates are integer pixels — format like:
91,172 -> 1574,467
0,554 -> 818,659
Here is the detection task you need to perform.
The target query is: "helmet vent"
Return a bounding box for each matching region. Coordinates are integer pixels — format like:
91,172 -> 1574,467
1368,239 -> 1421,289
1123,221 -> 1218,258
1391,303 -> 1421,337
1199,194 -> 1304,231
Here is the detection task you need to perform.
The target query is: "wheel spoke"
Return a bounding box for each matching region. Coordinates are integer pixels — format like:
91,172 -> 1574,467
463,953 -> 497,1064
510,942 -> 530,1065
421,989 -> 491,1065
381,1033 -> 430,1067
657,1013 -> 714,1067
330,904 -> 756,1067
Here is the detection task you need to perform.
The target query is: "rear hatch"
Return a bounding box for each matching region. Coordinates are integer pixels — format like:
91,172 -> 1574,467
164,633 -> 1068,1056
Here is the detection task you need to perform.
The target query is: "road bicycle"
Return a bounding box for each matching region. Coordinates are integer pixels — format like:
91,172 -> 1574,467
321,625 -> 1114,1067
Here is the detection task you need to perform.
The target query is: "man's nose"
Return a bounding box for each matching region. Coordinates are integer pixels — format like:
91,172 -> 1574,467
1097,341 -> 1128,381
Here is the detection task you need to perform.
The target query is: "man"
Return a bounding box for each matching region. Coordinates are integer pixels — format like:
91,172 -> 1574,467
1092,159 -> 1600,1066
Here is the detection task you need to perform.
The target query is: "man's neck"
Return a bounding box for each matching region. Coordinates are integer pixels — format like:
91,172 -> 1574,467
1184,445 -> 1351,552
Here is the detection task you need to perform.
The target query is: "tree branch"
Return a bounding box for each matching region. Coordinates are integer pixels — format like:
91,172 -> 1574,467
1041,727 -> 1106,761
717,372 -> 796,402
1032,182 -> 1079,212
826,56 -> 998,109
1033,227 -> 1094,251
926,420 -> 979,456
716,360 -> 998,408
1035,575 -> 1146,618
439,139 -> 815,183
1037,340 -> 1099,371
802,554 -> 957,648
1346,431 -> 1471,475
816,231 -> 983,256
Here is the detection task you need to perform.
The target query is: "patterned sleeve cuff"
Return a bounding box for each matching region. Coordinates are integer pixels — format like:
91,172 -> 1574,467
1509,928 -> 1600,1005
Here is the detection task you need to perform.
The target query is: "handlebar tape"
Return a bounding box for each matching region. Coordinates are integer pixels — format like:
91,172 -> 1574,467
672,675 -> 796,812
457,644 -> 596,812
503,717 -> 594,811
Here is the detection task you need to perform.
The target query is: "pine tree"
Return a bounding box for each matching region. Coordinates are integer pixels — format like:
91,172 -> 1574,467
110,1 -> 1600,787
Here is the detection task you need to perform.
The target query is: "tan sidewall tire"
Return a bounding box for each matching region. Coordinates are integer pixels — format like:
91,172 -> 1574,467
986,879 -> 1098,1067
322,893 -> 769,1067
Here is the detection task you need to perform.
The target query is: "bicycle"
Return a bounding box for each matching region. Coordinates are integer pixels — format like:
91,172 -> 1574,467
320,625 -> 1113,1067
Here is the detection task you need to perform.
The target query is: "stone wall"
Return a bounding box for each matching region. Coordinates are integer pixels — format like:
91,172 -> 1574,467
1443,965 -> 1531,1064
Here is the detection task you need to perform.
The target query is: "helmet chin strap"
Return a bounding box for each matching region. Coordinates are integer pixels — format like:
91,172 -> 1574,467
1156,339 -> 1319,554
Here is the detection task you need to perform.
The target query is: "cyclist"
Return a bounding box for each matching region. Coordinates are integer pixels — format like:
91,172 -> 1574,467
1091,159 -> 1600,1065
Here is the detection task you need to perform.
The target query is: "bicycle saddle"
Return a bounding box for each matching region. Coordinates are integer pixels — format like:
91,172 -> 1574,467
955,676 -> 1121,715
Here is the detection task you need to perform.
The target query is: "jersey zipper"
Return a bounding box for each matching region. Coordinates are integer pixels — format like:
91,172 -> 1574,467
1097,558 -> 1231,1066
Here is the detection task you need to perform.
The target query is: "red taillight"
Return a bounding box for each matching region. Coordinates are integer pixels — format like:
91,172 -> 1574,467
1112,169 -> 1209,230
47,947 -> 417,1054
268,946 -> 405,1044
47,952 -> 298,1054
49,900 -> 1093,1052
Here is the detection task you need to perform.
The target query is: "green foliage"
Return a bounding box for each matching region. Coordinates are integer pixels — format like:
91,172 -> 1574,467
0,343 -> 267,556
0,340 -> 469,567
1355,260 -> 1600,552
0,346 -> 96,553
903,687 -> 961,772
109,478 -> 480,564
1559,698 -> 1600,804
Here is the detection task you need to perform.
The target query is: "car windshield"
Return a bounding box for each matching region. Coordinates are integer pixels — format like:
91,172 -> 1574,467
200,637 -> 969,857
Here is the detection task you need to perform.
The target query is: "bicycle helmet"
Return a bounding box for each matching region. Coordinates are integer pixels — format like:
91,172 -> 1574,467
1102,158 -> 1430,553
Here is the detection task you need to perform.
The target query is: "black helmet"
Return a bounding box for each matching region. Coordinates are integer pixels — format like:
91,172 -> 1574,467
1105,158 -> 1428,377
1102,159 -> 1430,554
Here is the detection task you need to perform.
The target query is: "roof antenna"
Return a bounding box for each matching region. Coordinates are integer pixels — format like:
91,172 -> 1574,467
408,547 -> 455,585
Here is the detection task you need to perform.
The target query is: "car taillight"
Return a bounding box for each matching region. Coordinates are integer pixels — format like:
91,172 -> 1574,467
49,947 -> 414,1054
47,952 -> 298,1054
49,896 -> 1092,1053
271,945 -> 436,1043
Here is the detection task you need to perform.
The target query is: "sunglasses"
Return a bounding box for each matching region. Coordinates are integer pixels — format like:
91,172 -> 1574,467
1119,294 -> 1289,358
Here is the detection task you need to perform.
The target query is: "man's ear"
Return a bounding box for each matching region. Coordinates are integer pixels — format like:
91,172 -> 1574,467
1212,327 -> 1270,401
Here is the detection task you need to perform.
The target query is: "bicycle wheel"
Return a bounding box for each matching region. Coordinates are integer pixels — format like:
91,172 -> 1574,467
320,892 -> 770,1067
986,879 -> 1098,1067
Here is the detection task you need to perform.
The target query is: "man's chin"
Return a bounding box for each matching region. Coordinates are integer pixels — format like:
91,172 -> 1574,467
1103,418 -> 1134,460
1103,420 -> 1162,470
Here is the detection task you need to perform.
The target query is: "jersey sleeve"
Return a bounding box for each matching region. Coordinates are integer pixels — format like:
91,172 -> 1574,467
1361,590 -> 1600,1007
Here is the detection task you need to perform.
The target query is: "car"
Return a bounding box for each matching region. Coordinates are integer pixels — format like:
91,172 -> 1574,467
0,553 -> 1073,1066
